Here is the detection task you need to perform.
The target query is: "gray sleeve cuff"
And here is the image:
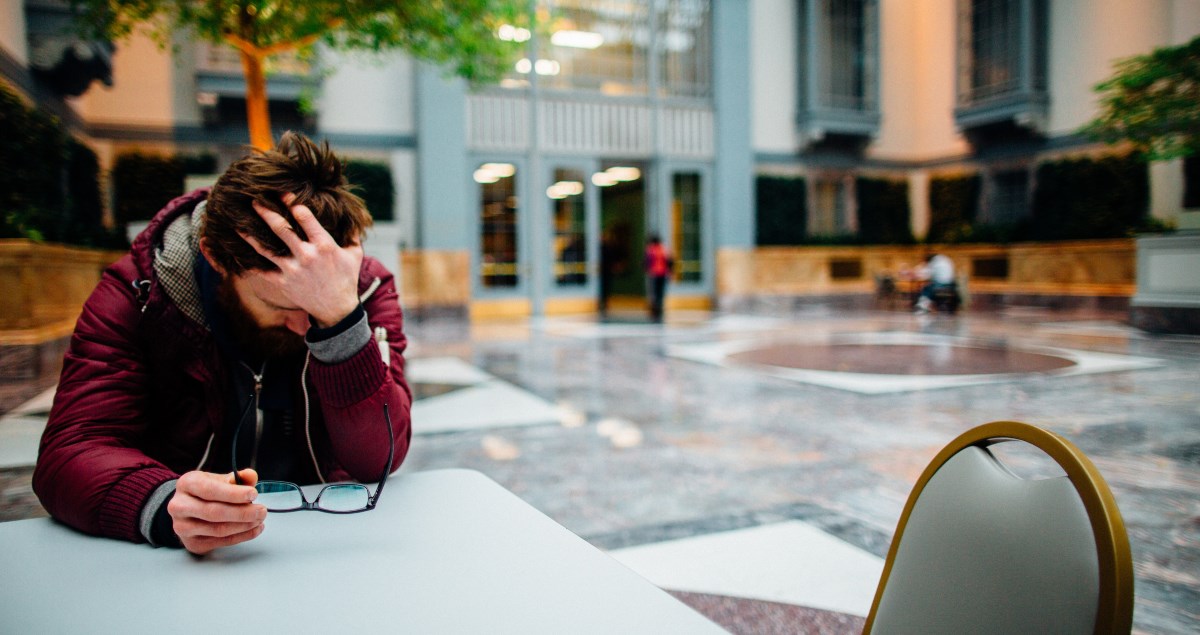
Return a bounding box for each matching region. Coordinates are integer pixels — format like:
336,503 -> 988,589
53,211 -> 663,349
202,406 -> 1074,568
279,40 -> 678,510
306,310 -> 372,363
139,479 -> 177,546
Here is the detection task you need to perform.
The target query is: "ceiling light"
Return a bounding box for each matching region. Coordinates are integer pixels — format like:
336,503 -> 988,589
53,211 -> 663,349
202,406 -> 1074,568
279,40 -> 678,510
591,172 -> 617,187
606,167 -> 641,181
551,30 -> 605,49
473,169 -> 499,184
481,163 -> 516,178
534,59 -> 561,76
515,58 -> 532,74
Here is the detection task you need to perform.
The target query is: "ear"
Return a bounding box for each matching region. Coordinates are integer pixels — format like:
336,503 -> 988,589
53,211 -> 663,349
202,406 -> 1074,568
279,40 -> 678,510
198,238 -> 226,276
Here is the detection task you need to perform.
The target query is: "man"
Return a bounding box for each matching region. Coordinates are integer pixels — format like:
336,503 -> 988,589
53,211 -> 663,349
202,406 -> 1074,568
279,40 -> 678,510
915,252 -> 959,314
33,132 -> 412,555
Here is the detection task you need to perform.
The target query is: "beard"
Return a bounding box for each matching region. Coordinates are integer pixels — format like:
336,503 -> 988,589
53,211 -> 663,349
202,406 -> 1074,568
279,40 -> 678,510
216,278 -> 307,360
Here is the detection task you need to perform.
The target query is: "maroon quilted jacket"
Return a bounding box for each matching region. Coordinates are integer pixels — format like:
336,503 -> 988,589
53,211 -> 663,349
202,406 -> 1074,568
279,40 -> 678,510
33,189 -> 412,543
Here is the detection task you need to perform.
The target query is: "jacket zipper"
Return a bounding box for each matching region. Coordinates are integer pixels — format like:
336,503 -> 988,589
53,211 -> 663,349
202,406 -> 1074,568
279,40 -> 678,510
240,361 -> 266,470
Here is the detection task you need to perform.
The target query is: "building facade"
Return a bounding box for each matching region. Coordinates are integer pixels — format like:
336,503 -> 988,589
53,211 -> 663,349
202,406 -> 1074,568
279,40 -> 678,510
2,0 -> 1198,318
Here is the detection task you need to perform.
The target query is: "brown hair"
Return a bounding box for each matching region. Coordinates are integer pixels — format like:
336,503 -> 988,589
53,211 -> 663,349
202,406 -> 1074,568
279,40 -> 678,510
202,131 -> 373,274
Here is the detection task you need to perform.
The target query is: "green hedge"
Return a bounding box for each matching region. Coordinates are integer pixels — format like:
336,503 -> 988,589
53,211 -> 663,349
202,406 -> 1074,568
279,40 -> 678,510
0,83 -> 113,245
755,176 -> 807,246
1031,154 -> 1150,240
927,174 -> 981,243
112,152 -> 186,224
344,160 -> 395,221
0,86 -> 67,240
856,177 -> 914,244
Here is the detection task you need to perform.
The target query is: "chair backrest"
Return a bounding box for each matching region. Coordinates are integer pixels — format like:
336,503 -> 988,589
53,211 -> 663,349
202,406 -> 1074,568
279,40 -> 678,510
863,421 -> 1133,635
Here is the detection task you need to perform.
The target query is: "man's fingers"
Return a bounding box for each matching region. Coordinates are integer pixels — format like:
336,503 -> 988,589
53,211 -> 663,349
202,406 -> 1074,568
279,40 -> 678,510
177,471 -> 259,504
285,198 -> 336,247
175,517 -> 264,540
183,524 -> 266,556
231,468 -> 259,487
239,231 -> 288,268
253,200 -> 306,250
169,495 -> 265,524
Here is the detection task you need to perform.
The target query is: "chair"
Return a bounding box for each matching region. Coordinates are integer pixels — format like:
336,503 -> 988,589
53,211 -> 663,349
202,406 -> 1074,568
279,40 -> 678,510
863,421 -> 1133,635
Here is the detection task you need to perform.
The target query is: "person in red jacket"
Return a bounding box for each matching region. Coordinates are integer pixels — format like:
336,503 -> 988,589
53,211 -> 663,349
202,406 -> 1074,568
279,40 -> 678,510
33,132 -> 412,555
643,234 -> 673,322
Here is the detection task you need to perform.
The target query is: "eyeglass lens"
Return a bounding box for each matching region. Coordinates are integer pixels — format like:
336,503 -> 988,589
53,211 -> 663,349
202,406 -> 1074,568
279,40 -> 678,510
315,484 -> 371,512
254,481 -> 372,512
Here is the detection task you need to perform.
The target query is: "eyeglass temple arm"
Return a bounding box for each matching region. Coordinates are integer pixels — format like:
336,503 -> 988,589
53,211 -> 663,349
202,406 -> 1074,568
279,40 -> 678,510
231,395 -> 257,486
370,403 -> 395,505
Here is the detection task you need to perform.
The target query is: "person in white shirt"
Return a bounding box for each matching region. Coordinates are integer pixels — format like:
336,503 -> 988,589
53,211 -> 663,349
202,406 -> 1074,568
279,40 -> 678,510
915,253 -> 959,313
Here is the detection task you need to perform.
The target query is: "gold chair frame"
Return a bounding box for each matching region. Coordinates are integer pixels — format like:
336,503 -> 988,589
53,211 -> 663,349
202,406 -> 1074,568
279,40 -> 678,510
863,421 -> 1134,634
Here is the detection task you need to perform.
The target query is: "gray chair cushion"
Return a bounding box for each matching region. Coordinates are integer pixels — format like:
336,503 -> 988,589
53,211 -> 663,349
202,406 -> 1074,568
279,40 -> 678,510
871,445 -> 1100,634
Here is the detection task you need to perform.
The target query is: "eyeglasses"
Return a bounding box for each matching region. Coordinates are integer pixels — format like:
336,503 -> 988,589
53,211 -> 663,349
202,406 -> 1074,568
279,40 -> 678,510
232,399 -> 394,514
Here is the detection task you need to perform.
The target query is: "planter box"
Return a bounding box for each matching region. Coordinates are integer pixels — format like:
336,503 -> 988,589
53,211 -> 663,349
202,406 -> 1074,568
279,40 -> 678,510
1131,232 -> 1200,334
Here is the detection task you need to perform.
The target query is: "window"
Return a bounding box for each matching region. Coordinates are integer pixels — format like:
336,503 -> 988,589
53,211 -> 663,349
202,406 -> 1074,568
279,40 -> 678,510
825,0 -> 872,111
1184,156 -> 1200,210
797,0 -> 880,138
671,172 -> 703,283
550,168 -> 588,286
478,163 -> 520,288
659,0 -> 712,98
810,178 -> 846,236
500,1 -> 711,98
955,0 -> 1048,127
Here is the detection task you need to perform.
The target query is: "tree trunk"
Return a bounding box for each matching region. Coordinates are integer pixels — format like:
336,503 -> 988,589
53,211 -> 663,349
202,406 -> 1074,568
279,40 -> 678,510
239,50 -> 273,150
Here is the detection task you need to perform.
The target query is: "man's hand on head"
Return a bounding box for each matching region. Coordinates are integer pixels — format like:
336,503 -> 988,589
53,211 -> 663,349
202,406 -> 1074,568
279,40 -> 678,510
242,193 -> 364,328
169,469 -> 266,555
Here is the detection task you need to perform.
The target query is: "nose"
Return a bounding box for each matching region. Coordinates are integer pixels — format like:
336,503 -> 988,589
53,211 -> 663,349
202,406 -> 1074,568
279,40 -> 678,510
284,311 -> 309,336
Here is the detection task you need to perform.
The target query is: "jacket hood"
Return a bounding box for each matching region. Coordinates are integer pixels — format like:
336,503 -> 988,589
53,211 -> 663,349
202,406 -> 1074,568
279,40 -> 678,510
130,188 -> 210,328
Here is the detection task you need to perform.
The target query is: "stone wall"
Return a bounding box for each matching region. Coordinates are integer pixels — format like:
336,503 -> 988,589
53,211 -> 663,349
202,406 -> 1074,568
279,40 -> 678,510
0,240 -> 124,331
717,239 -> 1136,312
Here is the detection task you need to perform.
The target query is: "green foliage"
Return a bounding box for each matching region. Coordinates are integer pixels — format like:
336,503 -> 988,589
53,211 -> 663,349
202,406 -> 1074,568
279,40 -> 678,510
180,152 -> 218,175
1031,154 -> 1149,240
63,140 -> 108,245
1085,35 -> 1200,161
755,176 -> 807,246
0,85 -> 68,240
67,0 -> 527,83
927,175 -> 981,243
856,177 -> 914,244
345,160 -> 395,221
112,152 -> 186,224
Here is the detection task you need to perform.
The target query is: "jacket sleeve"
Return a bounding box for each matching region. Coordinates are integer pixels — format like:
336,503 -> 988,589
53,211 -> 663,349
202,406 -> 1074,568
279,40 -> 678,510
32,261 -> 178,542
305,259 -> 413,483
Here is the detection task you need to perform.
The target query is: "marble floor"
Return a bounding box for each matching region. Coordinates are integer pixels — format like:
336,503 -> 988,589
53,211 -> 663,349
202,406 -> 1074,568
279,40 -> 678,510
2,307 -> 1198,633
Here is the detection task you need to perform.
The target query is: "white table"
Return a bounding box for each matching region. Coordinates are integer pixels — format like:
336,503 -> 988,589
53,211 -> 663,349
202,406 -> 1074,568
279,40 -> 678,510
0,469 -> 725,634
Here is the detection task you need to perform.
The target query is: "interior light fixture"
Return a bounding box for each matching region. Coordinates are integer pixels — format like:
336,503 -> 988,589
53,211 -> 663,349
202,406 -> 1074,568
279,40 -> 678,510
473,169 -> 500,184
515,58 -> 532,74
497,24 -> 532,42
591,172 -> 617,187
551,30 -> 605,49
481,163 -> 516,178
606,166 -> 641,182
534,59 -> 561,76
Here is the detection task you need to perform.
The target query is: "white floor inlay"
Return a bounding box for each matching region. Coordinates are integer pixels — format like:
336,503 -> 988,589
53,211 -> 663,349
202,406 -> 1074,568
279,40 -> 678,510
0,387 -> 56,469
408,356 -> 566,435
668,331 -> 1164,394
609,520 -> 885,617
533,313 -> 785,340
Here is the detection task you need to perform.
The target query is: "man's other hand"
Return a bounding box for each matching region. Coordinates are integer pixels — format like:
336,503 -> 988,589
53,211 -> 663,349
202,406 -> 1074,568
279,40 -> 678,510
168,469 -> 266,555
242,193 -> 363,328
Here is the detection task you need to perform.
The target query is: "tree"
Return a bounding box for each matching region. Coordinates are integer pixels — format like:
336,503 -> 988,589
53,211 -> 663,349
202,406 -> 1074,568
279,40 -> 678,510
70,1 -> 526,149
1086,35 -> 1200,161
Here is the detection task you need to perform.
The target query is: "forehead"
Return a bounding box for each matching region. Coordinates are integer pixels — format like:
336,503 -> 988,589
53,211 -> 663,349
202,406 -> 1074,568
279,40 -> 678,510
234,271 -> 296,308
